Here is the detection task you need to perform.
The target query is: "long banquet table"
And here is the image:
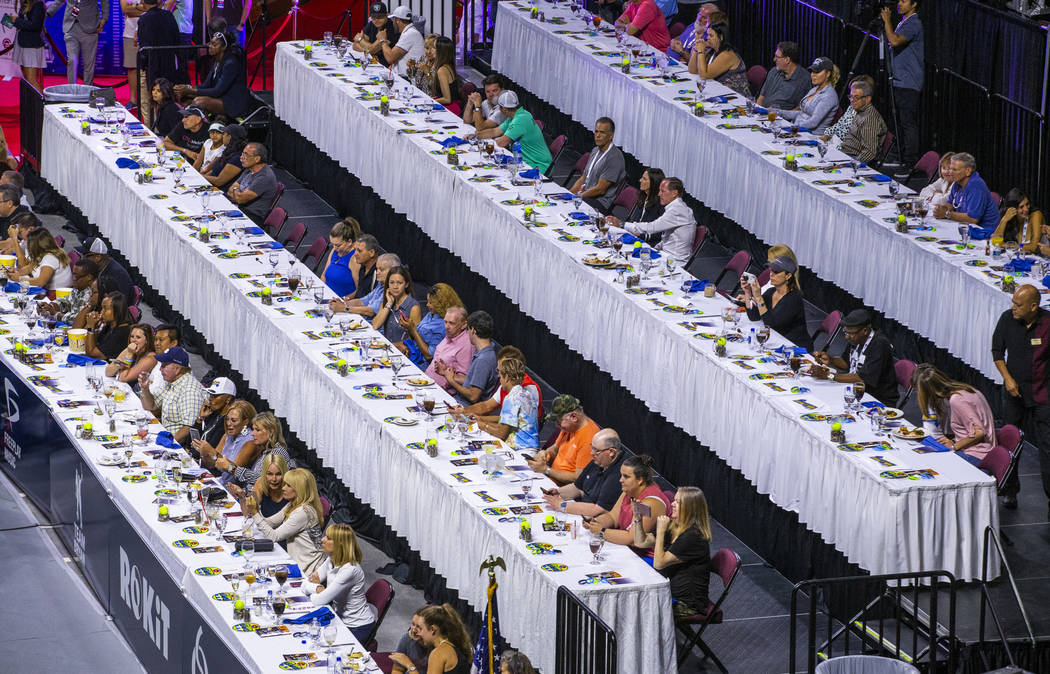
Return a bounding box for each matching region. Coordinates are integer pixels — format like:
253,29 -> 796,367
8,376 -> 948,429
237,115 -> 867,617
490,1 -> 1043,382
268,39 -> 999,587
40,103 -> 676,674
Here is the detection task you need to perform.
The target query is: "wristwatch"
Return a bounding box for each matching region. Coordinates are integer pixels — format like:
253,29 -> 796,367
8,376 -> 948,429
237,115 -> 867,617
559,501 -> 567,512
545,466 -> 551,476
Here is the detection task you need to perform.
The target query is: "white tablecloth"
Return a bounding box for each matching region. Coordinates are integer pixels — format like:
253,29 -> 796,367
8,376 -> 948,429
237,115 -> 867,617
40,104 -> 675,674
268,40 -> 999,586
0,317 -> 369,672
490,2 -> 1041,382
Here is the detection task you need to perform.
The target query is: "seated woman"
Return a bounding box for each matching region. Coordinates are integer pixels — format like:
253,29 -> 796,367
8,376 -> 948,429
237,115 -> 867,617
635,486 -> 712,617
390,604 -> 473,674
687,23 -> 750,98
429,37 -> 465,115
583,454 -> 669,558
320,218 -> 362,300
13,228 -> 72,290
400,282 -> 465,367
228,451 -> 289,518
228,411 -> 295,490
191,399 -> 258,485
372,266 -> 422,352
245,467 -> 326,574
475,358 -> 539,451
411,34 -> 439,93
304,523 -> 377,643
203,124 -> 247,189
175,32 -> 251,119
499,651 -> 536,674
911,364 -> 995,467
104,323 -> 157,386
992,188 -> 1045,254
629,168 -> 665,224
149,78 -> 181,138
743,255 -> 813,352
772,58 -> 839,135
84,291 -> 134,361
918,151 -> 955,208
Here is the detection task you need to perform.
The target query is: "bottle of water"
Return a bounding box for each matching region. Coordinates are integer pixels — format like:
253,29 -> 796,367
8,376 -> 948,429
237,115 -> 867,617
512,141 -> 522,169
749,328 -> 755,351
266,589 -> 275,621
328,656 -> 341,674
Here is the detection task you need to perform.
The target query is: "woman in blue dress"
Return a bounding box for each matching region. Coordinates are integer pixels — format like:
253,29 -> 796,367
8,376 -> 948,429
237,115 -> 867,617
399,283 -> 466,369
320,218 -> 362,299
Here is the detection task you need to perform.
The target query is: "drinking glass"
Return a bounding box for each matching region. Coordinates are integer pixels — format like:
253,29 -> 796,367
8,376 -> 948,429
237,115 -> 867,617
443,413 -> 456,440
853,381 -> 866,408
271,592 -> 286,626
389,354 -> 404,386
958,224 -> 970,249
94,96 -> 106,118
308,618 -> 322,646
639,248 -> 652,279
170,463 -> 182,490
589,532 -> 604,564
816,141 -> 828,164
313,286 -> 325,305
199,189 -> 213,216
323,31 -> 334,49
136,416 -> 150,444
213,513 -> 227,541
665,257 -> 676,276
241,538 -> 255,569
520,479 -> 532,501
720,307 -> 734,334
86,364 -> 103,399
420,392 -> 434,420
888,180 -> 899,199
172,165 -> 185,188
323,624 -> 339,655
274,565 -> 289,589
288,267 -> 301,296
756,327 -> 770,349
123,434 -> 135,472
268,251 -> 280,273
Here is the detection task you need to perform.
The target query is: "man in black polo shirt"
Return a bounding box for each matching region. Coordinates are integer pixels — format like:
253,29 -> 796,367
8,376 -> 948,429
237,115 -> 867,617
74,237 -> 134,300
813,309 -> 898,406
164,106 -> 210,162
992,284 -> 1050,514
541,429 -> 624,517
351,2 -> 400,67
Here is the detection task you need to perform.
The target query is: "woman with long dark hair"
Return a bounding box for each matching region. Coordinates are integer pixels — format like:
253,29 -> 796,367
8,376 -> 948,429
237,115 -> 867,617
991,188 -> 1045,254
911,364 -> 995,467
583,454 -> 670,557
204,124 -> 248,188
429,36 -> 465,115
631,167 -> 666,223
390,604 -> 473,674
84,291 -> 134,361
150,78 -> 181,137
372,266 -> 422,352
688,23 -> 750,97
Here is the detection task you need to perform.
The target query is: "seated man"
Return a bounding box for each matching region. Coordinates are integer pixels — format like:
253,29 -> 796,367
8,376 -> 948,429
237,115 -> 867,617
196,376 -> 236,448
74,237 -> 134,300
932,152 -> 1000,236
164,106 -> 211,162
756,41 -> 811,110
148,323 -> 180,397
0,171 -> 30,210
834,81 -> 886,164
425,306 -> 473,395
462,73 -> 505,131
571,117 -> 626,213
542,428 -> 626,516
352,2 -> 400,68
39,258 -> 98,323
812,309 -> 898,406
0,183 -> 28,234
226,142 -> 278,222
527,394 -> 600,484
448,345 -> 542,421
476,91 -> 552,175
137,346 -> 209,446
378,6 -> 424,77
330,252 -> 399,319
436,310 -> 499,404
606,177 -> 696,263
350,234 -> 380,300
616,0 -> 671,52
475,358 -> 539,451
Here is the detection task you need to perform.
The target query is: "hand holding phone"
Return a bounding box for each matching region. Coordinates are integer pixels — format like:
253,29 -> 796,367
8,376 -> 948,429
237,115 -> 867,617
632,501 -> 651,519
541,487 -> 559,496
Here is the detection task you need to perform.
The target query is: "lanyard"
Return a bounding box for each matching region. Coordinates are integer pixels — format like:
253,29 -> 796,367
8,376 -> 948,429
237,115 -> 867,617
585,145 -> 612,182
850,332 -> 874,373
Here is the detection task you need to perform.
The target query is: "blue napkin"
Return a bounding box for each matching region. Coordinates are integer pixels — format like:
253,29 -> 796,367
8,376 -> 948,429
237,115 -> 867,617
860,400 -> 885,410
791,139 -> 819,147
155,431 -> 180,449
519,168 -> 540,179
968,226 -> 992,240
216,210 -> 244,218
568,211 -> 591,221
494,154 -> 511,165
4,282 -> 44,294
126,123 -> 143,129
115,157 -> 141,169
257,241 -> 284,250
550,193 -> 574,201
439,136 -> 467,148
432,103 -> 445,111
631,247 -> 661,260
618,232 -> 641,245
1042,274 -> 1050,290
920,436 -> 952,453
1003,258 -> 1034,273
868,174 -> 892,183
56,321 -> 72,329
704,95 -> 728,104
681,279 -> 708,293
284,606 -> 335,626
754,106 -> 769,115
241,226 -> 265,235
774,345 -> 808,356
66,353 -> 106,366
286,564 -> 302,578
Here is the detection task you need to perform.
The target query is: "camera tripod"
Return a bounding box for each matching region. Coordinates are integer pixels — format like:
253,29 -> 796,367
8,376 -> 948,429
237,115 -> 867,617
841,16 -> 905,172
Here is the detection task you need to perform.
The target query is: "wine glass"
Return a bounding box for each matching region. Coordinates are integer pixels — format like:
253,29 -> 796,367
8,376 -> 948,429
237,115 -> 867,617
639,248 -> 652,279
94,96 -> 106,121
268,251 -> 280,274
86,364 -> 103,399
199,189 -> 213,216
308,618 -> 322,647
241,539 -> 255,570
122,434 -> 134,472
789,356 -> 802,379
288,267 -> 301,296
888,180 -> 899,199
274,565 -> 289,590
313,285 -> 325,305
323,623 -> 339,655
958,224 -> 971,249
756,326 -> 770,349
589,531 -> 604,564
271,592 -> 286,626
720,307 -> 734,335
389,354 -> 404,388
665,257 -> 676,276
213,513 -> 228,541
520,478 -> 533,501
853,381 -> 866,411
170,462 -> 182,491
816,141 -> 828,164
136,416 -> 150,445
172,164 -> 185,188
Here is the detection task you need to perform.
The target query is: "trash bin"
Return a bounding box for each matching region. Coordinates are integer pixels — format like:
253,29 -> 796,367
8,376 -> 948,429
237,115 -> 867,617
43,84 -> 97,103
814,655 -> 920,674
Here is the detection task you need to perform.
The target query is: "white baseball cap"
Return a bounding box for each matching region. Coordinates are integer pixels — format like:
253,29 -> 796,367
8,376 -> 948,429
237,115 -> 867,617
390,5 -> 412,20
205,377 -> 237,396
496,90 -> 519,108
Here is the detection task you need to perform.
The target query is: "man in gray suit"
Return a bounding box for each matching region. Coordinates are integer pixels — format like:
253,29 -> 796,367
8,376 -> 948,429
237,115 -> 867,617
47,0 -> 109,85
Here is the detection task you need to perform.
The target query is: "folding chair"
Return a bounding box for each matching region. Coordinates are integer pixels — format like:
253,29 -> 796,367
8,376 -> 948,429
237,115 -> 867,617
713,250 -> 750,294
811,310 -> 841,353
675,548 -> 742,671
301,237 -> 330,273
362,579 -> 396,651
746,65 -> 767,97
262,206 -> 287,238
562,151 -> 590,189
281,222 -> 307,252
546,134 -> 567,176
609,185 -> 639,221
894,359 -> 916,407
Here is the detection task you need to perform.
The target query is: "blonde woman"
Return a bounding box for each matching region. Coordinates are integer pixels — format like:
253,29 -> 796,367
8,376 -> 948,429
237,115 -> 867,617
635,486 -> 712,617
192,399 -> 258,484
16,228 -> 72,289
228,411 -> 294,489
227,451 -> 288,517
400,282 -> 465,364
772,57 -> 840,135
305,523 -> 376,642
246,468 -> 326,574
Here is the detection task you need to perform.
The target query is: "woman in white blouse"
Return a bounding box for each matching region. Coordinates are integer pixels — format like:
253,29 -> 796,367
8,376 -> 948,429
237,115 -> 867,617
14,228 -> 72,289
245,467 -> 326,574
918,152 -> 955,207
305,523 -> 377,643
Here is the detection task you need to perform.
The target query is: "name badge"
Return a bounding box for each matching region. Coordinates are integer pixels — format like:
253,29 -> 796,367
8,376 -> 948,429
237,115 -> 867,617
1032,338 -> 1043,346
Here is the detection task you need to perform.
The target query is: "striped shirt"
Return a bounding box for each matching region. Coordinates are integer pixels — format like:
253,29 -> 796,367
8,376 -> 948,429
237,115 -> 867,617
839,104 -> 887,164
154,372 -> 209,435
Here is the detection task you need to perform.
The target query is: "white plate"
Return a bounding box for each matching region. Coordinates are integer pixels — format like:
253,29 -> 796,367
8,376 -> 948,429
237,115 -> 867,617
386,416 -> 418,426
892,427 -> 927,441
881,407 -> 904,420
97,454 -> 126,466
406,378 -> 434,387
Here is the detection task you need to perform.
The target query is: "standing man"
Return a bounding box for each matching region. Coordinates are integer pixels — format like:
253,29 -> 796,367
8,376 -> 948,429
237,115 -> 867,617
992,285 -> 1050,513
164,0 -> 194,45
48,0 -> 109,85
570,117 -> 626,213
881,0 -> 923,177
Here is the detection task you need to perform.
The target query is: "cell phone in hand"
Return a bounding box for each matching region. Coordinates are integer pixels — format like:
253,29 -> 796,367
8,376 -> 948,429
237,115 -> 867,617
542,487 -> 559,496
632,501 -> 652,518
189,428 -> 201,443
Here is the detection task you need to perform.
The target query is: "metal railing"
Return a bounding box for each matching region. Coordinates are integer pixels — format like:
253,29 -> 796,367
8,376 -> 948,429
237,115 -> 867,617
978,526 -> 1036,669
789,570 -> 957,674
555,586 -> 617,674
460,0 -> 498,65
19,79 -> 45,171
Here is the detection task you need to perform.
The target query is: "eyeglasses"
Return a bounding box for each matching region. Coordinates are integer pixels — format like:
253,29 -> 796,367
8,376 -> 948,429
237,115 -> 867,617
590,446 -> 613,455
849,94 -> 869,101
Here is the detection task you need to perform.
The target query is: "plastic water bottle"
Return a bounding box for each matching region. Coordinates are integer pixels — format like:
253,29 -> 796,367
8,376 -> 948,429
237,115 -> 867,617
266,589 -> 274,621
748,328 -> 755,351
329,656 -> 342,674
512,141 -> 522,168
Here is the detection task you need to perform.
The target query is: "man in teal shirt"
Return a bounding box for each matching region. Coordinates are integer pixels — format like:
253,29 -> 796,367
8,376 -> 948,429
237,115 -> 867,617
477,91 -> 552,174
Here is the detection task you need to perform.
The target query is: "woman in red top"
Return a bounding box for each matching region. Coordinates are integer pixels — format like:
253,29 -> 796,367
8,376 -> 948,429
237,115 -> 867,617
584,454 -> 669,557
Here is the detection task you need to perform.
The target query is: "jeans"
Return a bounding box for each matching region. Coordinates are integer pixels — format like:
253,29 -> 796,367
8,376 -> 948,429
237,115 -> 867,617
65,22 -> 99,85
892,86 -> 921,169
1002,391 -> 1050,501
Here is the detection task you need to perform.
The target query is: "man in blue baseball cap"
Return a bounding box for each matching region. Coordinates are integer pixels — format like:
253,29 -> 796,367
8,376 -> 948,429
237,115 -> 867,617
137,346 -> 209,445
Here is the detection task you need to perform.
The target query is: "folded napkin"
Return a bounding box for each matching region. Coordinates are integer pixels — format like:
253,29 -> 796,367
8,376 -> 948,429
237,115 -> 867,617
790,139 -> 819,147
155,431 -> 180,449
494,154 -> 512,165
241,226 -> 265,235
284,606 -> 335,626
618,232 -> 641,245
439,136 -> 467,148
1042,274 -> 1050,290
754,106 -> 769,115
432,103 -> 445,111
519,168 -> 540,179
860,400 -> 885,410
704,95 -> 728,104
568,211 -> 591,221
4,282 -> 45,294
968,226 -> 993,240
681,279 -> 708,292
631,247 -> 661,260
66,353 -> 107,366
256,241 -> 284,250
286,563 -> 302,578
774,345 -> 808,356
1003,258 -> 1034,273
115,157 -> 141,169
867,174 -> 892,183
920,436 -> 952,453
126,123 -> 144,129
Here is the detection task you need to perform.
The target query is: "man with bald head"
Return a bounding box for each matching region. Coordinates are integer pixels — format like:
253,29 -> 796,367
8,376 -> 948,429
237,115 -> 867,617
541,429 -> 625,516
992,284 -> 1050,513
426,306 -> 473,396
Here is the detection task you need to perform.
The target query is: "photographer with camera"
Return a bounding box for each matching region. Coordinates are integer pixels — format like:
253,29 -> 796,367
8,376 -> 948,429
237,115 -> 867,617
881,0 -> 924,177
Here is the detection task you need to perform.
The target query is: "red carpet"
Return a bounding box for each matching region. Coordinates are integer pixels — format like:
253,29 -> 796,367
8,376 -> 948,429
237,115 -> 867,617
2,0 -> 364,159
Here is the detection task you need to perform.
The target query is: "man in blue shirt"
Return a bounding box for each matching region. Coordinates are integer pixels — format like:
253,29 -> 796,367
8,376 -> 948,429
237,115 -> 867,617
330,253 -> 400,319
934,153 -> 999,236
881,0 -> 923,174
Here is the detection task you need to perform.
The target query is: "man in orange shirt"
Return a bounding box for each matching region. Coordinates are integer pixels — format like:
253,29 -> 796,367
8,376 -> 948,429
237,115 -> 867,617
527,395 -> 600,484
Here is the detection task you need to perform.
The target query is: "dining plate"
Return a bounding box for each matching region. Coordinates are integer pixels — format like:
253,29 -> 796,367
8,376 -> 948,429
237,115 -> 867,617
406,378 -> 434,387
881,407 -> 905,420
893,427 -> 927,441
384,416 -> 418,426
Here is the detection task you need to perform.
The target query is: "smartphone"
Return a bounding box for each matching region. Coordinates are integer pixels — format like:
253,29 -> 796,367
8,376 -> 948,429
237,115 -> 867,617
632,501 -> 652,518
520,452 -> 536,462
541,487 -> 559,496
189,428 -> 201,443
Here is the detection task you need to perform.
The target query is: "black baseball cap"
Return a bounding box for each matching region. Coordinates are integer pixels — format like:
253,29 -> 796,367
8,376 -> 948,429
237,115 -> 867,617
370,1 -> 388,16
